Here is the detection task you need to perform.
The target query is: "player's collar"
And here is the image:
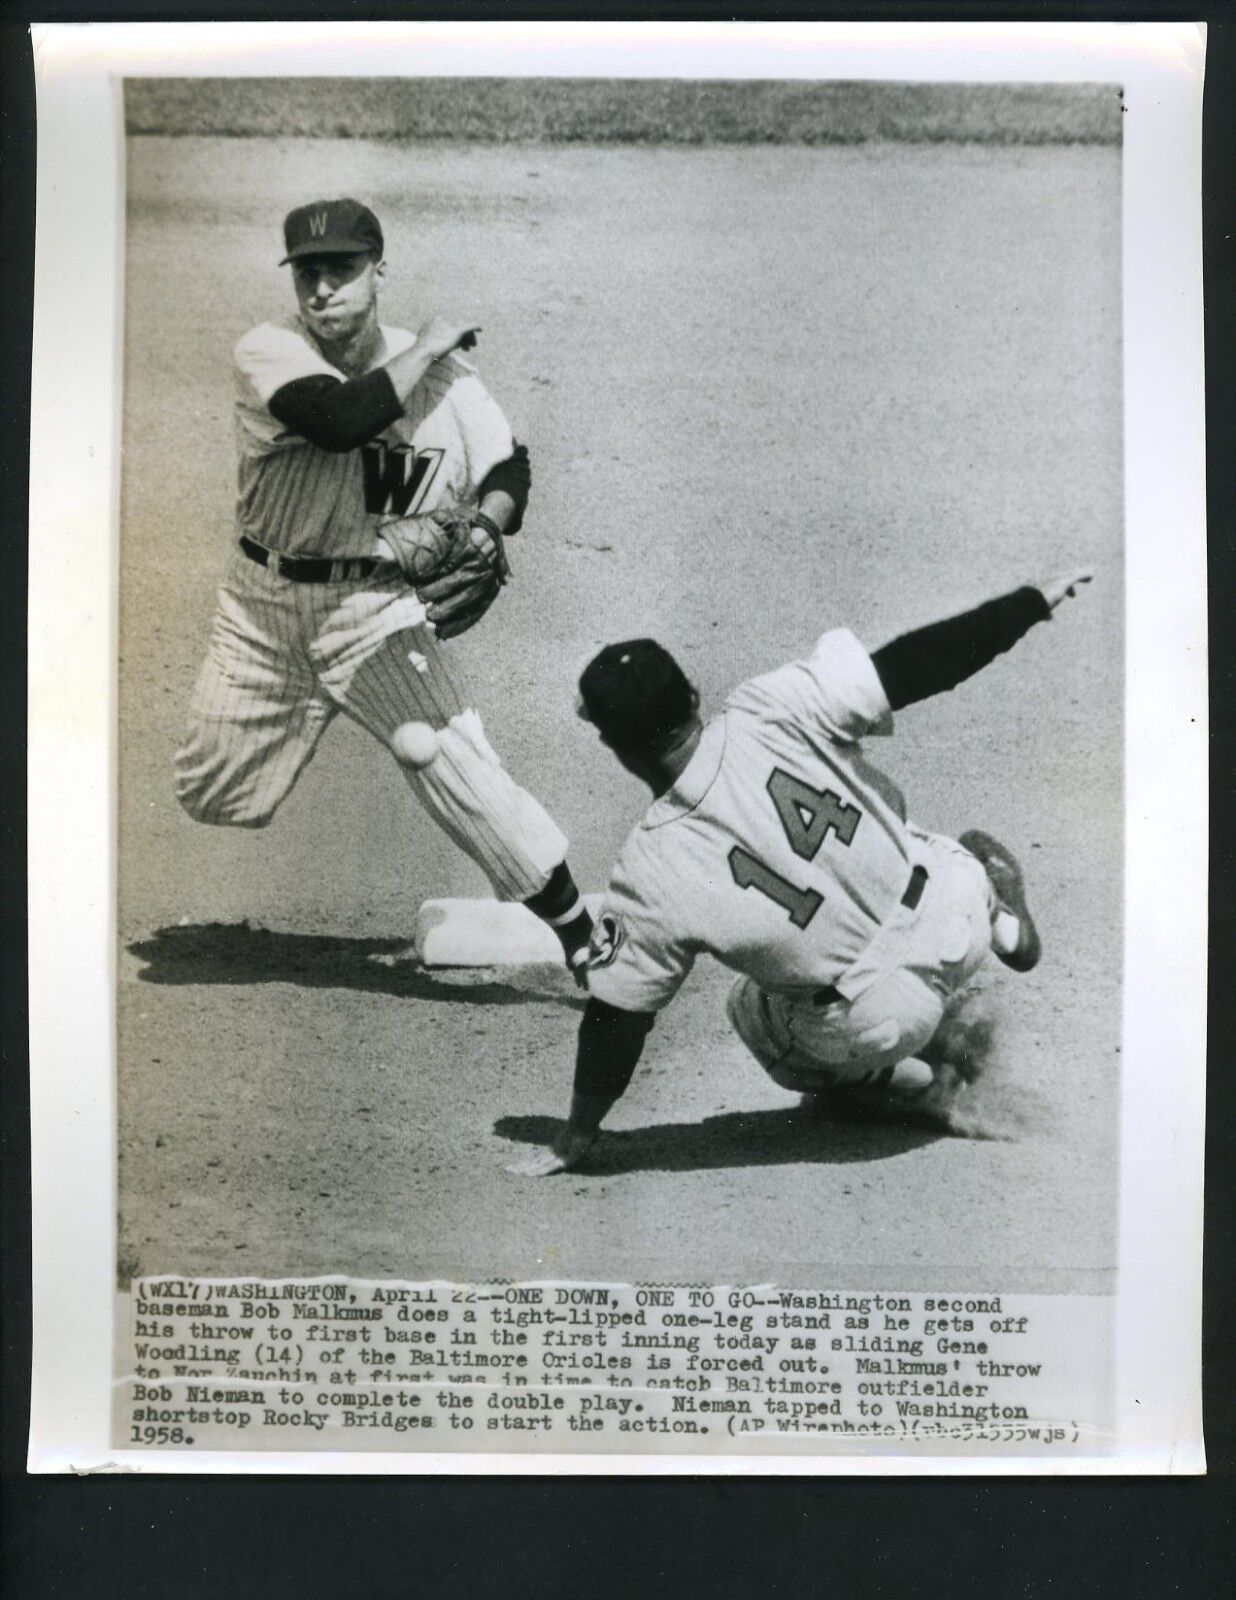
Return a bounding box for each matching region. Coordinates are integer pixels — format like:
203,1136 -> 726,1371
293,315 -> 411,373
641,715 -> 727,829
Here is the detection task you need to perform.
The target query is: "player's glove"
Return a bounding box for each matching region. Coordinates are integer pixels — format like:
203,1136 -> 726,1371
380,507 -> 511,641
419,509 -> 512,641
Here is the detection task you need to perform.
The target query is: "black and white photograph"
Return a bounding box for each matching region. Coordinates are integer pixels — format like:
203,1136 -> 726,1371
118,71 -> 1121,1284
25,22 -> 1207,1470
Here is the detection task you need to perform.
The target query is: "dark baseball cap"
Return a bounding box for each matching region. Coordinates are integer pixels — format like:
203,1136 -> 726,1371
280,199 -> 384,264
578,639 -> 698,751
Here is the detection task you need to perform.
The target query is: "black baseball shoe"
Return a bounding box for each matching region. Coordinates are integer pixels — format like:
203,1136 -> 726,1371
958,829 -> 1042,973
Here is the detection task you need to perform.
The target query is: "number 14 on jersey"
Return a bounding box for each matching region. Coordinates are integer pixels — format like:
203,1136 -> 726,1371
728,767 -> 861,929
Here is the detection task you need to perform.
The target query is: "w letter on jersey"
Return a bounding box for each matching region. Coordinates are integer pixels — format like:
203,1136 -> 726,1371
362,443 -> 444,516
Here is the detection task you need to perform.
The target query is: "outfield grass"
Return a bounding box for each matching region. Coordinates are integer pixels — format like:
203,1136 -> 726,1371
124,77 -> 1122,145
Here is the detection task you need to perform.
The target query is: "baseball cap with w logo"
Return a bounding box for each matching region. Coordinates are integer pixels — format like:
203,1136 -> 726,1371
280,199 -> 384,263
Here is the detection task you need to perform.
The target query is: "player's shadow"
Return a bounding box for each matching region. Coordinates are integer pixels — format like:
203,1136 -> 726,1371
126,922 -> 584,1009
495,1108 -> 941,1174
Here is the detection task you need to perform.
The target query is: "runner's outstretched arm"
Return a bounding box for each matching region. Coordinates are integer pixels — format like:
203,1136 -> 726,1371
871,571 -> 1092,711
507,999 -> 655,1177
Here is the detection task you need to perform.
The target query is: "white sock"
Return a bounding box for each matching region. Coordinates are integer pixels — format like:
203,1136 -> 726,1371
888,1058 -> 934,1096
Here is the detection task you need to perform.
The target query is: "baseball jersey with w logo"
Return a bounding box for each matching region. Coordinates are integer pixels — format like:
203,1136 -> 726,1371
585,630 -> 924,1014
233,315 -> 516,558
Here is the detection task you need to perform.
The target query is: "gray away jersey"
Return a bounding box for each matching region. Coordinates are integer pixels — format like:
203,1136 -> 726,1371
585,629 -> 924,1013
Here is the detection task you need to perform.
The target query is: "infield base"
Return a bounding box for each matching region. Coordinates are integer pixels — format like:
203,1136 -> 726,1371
414,895 -> 603,967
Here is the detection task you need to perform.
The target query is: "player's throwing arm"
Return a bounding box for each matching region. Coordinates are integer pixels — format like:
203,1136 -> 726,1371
174,198 -> 593,974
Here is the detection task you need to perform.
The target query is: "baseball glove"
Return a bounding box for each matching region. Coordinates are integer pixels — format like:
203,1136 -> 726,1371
380,507 -> 511,640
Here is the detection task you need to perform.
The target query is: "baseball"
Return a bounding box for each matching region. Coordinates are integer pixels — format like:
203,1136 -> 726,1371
390,721 -> 439,769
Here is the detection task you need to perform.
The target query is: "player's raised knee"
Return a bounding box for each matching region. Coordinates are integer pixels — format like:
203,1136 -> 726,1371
390,721 -> 439,770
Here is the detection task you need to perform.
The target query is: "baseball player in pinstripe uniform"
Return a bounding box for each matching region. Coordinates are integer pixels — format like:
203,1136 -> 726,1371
175,199 -> 593,969
510,570 -> 1092,1175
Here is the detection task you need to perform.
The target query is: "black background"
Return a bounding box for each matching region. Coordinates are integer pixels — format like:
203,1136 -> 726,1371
2,4 -> 1231,1595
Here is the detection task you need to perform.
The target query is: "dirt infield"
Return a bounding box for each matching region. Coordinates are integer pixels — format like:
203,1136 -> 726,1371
117,134 -> 1122,1292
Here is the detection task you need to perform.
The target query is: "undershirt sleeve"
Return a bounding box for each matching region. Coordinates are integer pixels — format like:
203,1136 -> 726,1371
266,371 -> 405,453
476,443 -> 531,533
572,999 -> 656,1101
870,586 -> 1052,711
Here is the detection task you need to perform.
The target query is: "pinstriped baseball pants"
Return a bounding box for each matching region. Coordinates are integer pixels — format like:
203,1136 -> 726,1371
173,551 -> 567,900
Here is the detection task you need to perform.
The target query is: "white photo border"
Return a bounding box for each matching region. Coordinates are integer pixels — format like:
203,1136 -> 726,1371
27,20 -> 1207,1474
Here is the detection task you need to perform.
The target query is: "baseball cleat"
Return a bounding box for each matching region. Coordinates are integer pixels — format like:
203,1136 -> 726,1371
958,829 -> 1041,972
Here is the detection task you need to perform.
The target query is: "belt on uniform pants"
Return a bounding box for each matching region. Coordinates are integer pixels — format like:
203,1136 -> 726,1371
812,864 -> 928,1009
239,536 -> 390,583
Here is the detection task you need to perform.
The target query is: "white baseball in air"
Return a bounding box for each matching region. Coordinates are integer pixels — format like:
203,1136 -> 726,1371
390,721 -> 439,769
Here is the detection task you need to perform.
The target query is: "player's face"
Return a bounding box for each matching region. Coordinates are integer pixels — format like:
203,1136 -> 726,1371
291,252 -> 382,342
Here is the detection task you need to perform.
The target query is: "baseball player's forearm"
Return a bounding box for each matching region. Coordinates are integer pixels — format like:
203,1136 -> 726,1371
560,1090 -> 623,1147
477,489 -> 517,535
526,1002 -> 653,1172
871,586 -> 1052,711
272,331 -> 465,449
477,444 -> 531,534
566,1000 -> 655,1123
